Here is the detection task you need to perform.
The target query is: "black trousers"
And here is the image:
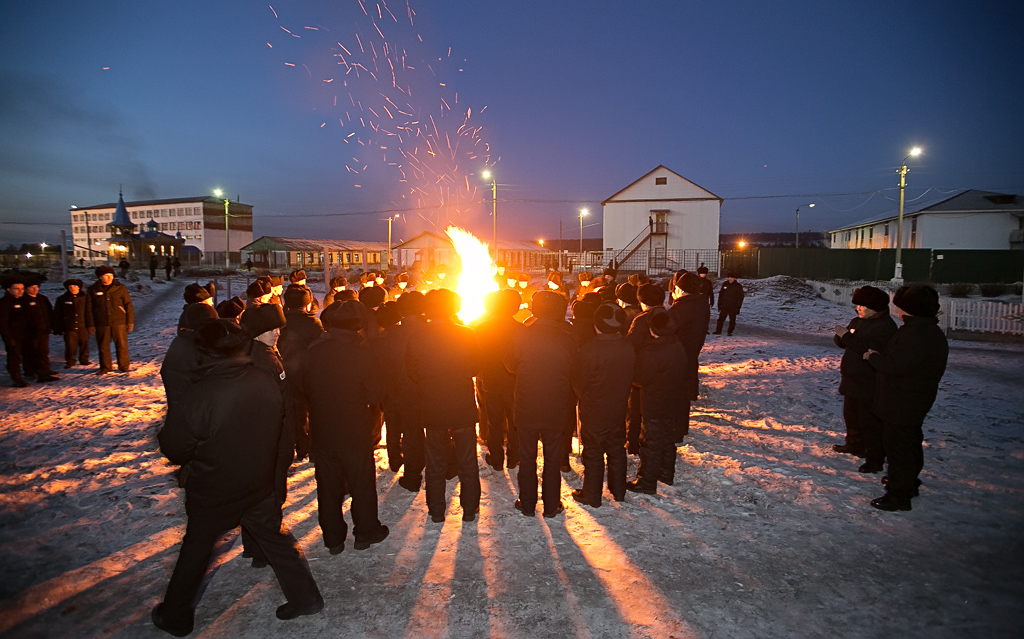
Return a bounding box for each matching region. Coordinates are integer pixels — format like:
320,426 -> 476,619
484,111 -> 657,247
674,401 -> 691,443
242,443 -> 294,561
24,332 -> 53,376
483,389 -> 518,468
424,426 -> 480,517
560,399 -> 578,466
883,418 -> 925,501
716,310 -> 738,334
635,418 -> 674,490
384,404 -> 404,470
95,325 -> 129,371
517,426 -> 564,513
63,329 -> 90,366
388,405 -> 425,483
626,386 -> 643,453
160,494 -> 320,627
313,446 -> 382,548
579,420 -> 627,502
3,337 -> 28,380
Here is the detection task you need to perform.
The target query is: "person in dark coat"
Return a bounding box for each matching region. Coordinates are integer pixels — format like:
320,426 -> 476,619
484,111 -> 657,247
696,265 -> 715,308
149,254 -> 158,280
358,285 -> 387,445
381,291 -> 428,491
513,272 -> 537,324
628,308 -> 690,494
713,273 -> 744,335
0,278 -> 32,387
53,279 -> 91,369
164,257 -> 173,280
625,283 -> 665,453
571,303 -> 636,507
832,286 -> 897,470
615,283 -> 641,333
406,289 -> 482,522
161,304 -> 219,411
86,266 -> 134,374
246,278 -> 273,308
172,257 -> 181,278
278,286 -> 324,461
506,290 -> 577,518
300,301 -> 389,552
476,288 -> 523,471
863,285 -> 948,512
322,276 -> 348,309
287,270 -> 320,315
177,283 -> 215,333
216,296 -> 245,322
267,275 -> 286,307
23,279 -> 59,382
153,320 -> 322,635
668,272 -> 710,442
561,296 -> 599,470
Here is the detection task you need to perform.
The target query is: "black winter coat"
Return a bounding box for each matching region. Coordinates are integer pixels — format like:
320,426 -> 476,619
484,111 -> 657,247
157,353 -> 283,516
506,317 -> 577,431
866,316 -> 948,425
53,291 -> 89,335
634,334 -> 690,421
381,316 -> 426,411
407,318 -> 480,430
572,333 -> 635,432
86,280 -> 134,328
23,294 -> 53,337
669,295 -> 709,359
300,328 -> 385,452
698,277 -> 715,306
717,280 -> 744,312
627,308 -> 658,351
834,312 -> 898,398
0,293 -> 29,343
278,311 -> 324,368
475,314 -> 522,394
161,331 -> 202,407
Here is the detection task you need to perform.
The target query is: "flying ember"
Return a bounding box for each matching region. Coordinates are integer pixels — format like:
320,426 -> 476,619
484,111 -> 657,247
445,225 -> 496,324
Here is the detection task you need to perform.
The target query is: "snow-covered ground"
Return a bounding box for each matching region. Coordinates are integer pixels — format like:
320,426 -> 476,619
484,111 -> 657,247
1,274 -> 1022,638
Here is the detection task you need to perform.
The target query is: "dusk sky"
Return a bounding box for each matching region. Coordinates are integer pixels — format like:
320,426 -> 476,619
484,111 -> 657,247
2,0 -> 1022,248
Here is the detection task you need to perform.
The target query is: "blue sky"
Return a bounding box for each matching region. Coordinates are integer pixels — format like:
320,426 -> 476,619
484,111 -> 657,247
2,0 -> 1022,248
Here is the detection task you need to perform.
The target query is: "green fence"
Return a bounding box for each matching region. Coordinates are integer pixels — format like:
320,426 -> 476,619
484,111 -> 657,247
754,248 -> 1024,283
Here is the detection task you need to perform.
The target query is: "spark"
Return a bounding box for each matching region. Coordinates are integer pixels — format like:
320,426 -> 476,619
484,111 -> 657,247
269,5 -> 278,18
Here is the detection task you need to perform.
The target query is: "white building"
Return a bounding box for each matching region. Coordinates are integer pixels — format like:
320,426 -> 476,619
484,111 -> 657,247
70,195 -> 253,265
829,190 -> 1024,250
602,165 -> 722,273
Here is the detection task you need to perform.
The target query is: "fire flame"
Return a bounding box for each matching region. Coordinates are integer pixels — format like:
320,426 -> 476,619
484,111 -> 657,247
446,225 -> 497,324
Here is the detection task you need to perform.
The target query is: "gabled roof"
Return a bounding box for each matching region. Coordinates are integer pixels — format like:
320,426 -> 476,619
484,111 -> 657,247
392,231 -> 548,252
240,236 -> 388,252
601,165 -> 722,205
831,190 -> 1023,232
74,196 -> 251,210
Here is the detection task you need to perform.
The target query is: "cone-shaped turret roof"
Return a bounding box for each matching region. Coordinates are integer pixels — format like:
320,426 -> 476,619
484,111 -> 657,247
107,187 -> 134,228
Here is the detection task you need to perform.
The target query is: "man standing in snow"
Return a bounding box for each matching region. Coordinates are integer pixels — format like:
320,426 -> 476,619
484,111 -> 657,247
668,272 -> 710,442
863,285 -> 948,512
713,273 -> 744,336
154,320 -> 323,635
53,279 -> 91,369
86,266 -> 134,374
23,279 -> 59,382
0,277 -> 32,387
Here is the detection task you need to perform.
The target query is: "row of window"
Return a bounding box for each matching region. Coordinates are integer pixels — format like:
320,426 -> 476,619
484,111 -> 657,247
73,221 -> 203,235
71,206 -> 208,223
291,251 -> 384,266
834,219 -> 917,249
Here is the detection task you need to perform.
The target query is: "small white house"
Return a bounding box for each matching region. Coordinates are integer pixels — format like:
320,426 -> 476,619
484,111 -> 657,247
830,190 -> 1024,250
602,165 -> 721,273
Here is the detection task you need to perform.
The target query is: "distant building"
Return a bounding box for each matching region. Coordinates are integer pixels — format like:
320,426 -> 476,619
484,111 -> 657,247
103,190 -> 185,266
239,236 -> 388,272
829,190 -> 1024,250
602,165 -> 722,273
70,194 -> 253,265
392,231 -> 551,272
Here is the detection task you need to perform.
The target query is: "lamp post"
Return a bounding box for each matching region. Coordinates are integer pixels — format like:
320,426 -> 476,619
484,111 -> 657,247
579,208 -> 588,266
387,214 -> 400,268
214,189 -> 230,269
795,203 -> 814,248
482,170 -> 497,258
894,147 -> 922,281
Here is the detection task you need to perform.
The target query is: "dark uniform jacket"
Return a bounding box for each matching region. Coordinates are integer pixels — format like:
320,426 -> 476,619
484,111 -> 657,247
86,280 -> 134,328
627,308 -> 658,351
475,314 -> 522,395
157,353 -> 283,516
834,313 -> 898,399
53,291 -> 89,335
669,295 -> 710,360
161,331 -> 202,407
506,317 -> 577,431
278,311 -> 324,366
717,280 -> 744,312
0,293 -> 29,343
866,316 -> 948,425
24,294 -> 53,337
407,318 -> 479,430
698,277 -> 715,306
634,335 -> 689,422
381,315 -> 426,412
300,328 -> 385,452
571,333 -> 636,431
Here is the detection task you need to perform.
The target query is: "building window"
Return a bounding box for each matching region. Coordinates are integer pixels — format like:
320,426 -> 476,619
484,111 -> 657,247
868,227 -> 873,248
195,221 -> 202,229
655,177 -> 667,185
910,218 -> 917,249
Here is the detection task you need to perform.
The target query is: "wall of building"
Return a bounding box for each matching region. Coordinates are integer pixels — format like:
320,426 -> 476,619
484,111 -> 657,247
603,200 -> 720,252
919,213 -> 1018,249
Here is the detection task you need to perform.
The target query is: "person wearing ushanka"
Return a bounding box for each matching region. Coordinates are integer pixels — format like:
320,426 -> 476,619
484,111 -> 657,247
287,270 -> 319,314
863,284 -> 948,512
53,279 -> 91,369
176,283 -> 215,333
86,265 -> 134,374
246,278 -> 273,308
23,278 -> 59,382
322,275 -> 348,309
0,277 -> 33,387
216,296 -> 246,322
832,286 -> 897,470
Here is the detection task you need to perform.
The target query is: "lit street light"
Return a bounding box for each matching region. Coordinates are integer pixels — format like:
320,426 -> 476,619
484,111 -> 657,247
482,170 -> 497,257
579,208 -> 588,262
386,214 -> 401,268
795,203 -> 814,248
214,189 -> 231,270
894,147 -> 922,281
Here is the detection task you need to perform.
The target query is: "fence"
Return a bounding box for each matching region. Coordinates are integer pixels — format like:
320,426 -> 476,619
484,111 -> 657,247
758,248 -> 1024,283
609,249 -> 721,275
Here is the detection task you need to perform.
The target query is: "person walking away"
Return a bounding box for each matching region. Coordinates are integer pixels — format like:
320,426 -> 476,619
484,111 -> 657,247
153,320 -> 322,636
714,273 -> 744,336
278,287 -> 324,461
172,257 -> 181,278
164,257 -> 173,280
53,279 -> 91,369
23,279 -> 59,382
832,286 -> 897,470
571,302 -> 635,507
406,288 -> 482,523
475,289 -> 523,471
86,266 -> 134,374
300,300 -> 390,553
0,278 -> 32,387
863,285 -> 948,512
149,254 -> 158,280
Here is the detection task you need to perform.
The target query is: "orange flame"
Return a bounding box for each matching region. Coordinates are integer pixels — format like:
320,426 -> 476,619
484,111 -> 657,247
445,225 -> 497,323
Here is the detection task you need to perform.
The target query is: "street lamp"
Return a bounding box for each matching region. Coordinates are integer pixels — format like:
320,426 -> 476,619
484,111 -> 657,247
214,189 -> 230,269
482,170 -> 496,257
795,203 -> 814,248
387,214 -> 400,268
579,208 -> 588,259
894,147 -> 922,280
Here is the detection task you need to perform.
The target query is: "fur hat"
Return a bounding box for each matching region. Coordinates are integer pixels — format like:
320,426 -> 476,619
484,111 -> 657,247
335,289 -> 358,302
851,286 -> 891,314
395,290 -> 426,317
95,266 -> 115,277
196,319 -> 251,357
594,302 -> 627,334
284,286 -> 313,310
893,285 -> 940,318
637,283 -> 665,307
696,265 -> 709,275
486,288 -> 520,317
358,284 -> 386,309
578,271 -> 594,283
648,307 -> 678,337
329,275 -> 348,289
615,283 -> 638,306
531,290 -> 568,321
424,288 -> 461,320
216,296 -> 246,319
63,278 -> 85,290
267,275 -> 285,287
246,279 -> 272,299
396,272 -> 410,284
375,301 -> 402,329
184,283 -> 212,304
627,273 -> 649,288
517,272 -> 530,283
289,269 -> 307,283
183,302 -> 219,330
321,300 -> 365,331
571,299 -> 597,323
240,303 -> 286,336
677,272 -> 702,295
